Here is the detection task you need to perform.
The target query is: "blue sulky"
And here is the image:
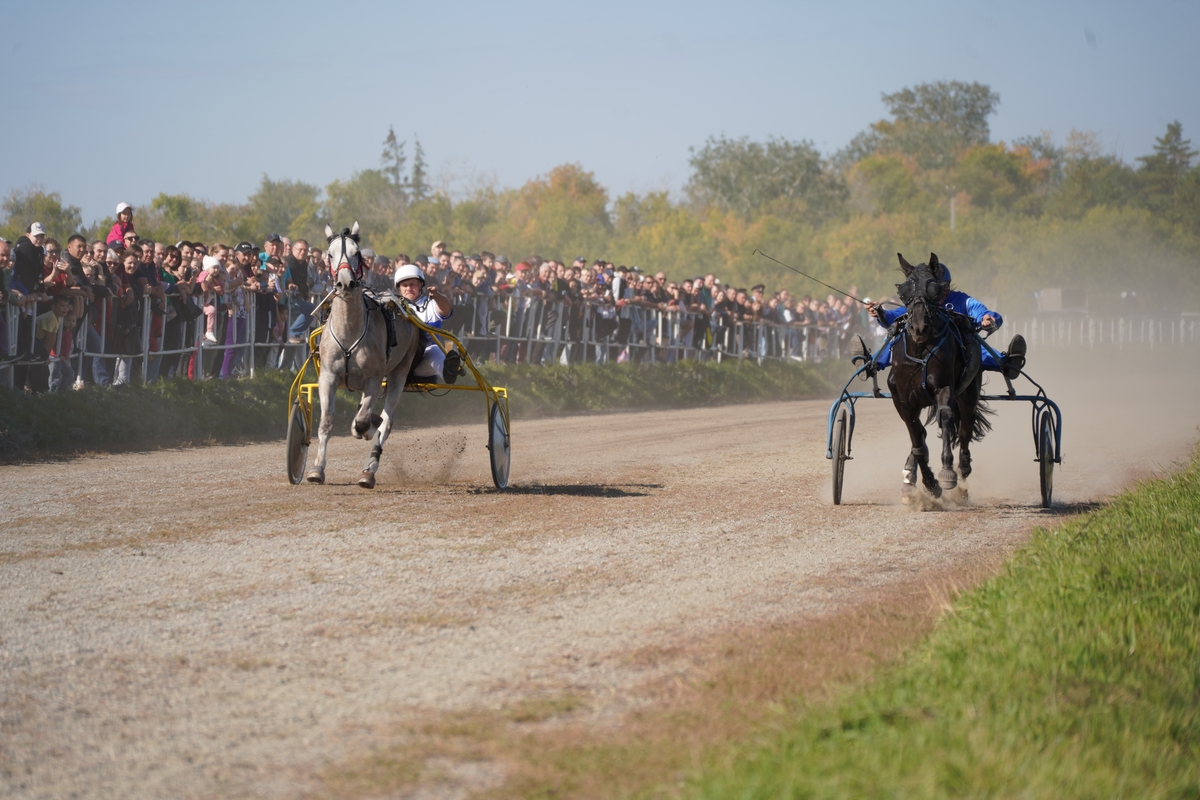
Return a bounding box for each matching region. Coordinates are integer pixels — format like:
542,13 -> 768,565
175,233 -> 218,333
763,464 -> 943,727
825,320 -> 1063,508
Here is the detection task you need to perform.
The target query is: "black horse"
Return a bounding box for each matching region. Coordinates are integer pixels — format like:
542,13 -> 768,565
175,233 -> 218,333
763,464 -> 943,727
886,253 -> 991,501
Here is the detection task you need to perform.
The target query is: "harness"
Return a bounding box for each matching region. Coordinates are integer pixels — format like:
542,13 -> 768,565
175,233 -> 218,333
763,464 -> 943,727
321,227 -> 377,375
898,303 -> 950,407
324,293 -> 372,367
895,301 -> 981,407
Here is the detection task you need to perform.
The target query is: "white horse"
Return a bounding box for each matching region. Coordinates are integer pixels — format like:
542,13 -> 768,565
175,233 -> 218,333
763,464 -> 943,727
306,222 -> 420,488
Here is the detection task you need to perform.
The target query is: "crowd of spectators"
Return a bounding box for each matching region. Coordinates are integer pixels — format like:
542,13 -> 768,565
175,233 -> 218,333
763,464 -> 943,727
396,242 -> 874,363
1,203 -> 873,393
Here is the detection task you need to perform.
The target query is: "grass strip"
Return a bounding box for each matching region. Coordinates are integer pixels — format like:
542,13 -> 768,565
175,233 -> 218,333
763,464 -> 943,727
692,453 -> 1200,799
0,359 -> 839,462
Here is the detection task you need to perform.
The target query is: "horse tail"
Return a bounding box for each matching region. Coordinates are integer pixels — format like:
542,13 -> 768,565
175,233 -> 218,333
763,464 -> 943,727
969,397 -> 995,442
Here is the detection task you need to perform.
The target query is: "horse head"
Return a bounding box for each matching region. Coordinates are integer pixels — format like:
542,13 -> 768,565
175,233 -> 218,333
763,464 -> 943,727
896,252 -> 948,344
325,222 -> 363,291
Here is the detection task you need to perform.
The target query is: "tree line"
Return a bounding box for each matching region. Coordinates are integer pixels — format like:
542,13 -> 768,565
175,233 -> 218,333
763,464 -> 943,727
4,81 -> 1197,313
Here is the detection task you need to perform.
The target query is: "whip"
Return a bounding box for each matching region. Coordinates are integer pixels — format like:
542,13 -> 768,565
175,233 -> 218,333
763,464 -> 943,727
752,249 -> 870,306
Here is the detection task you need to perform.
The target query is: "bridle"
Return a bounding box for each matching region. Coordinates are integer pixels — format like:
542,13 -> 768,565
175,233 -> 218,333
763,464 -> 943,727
327,227 -> 363,284
325,227 -> 370,365
898,281 -> 952,405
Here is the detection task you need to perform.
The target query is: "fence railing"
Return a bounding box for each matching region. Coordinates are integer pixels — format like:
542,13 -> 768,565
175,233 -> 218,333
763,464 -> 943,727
442,295 -> 858,366
4,290 -> 1198,389
1003,315 -> 1200,349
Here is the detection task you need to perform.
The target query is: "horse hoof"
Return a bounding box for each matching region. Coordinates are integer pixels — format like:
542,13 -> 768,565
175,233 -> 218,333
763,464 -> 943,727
306,470 -> 325,485
358,471 -> 376,489
938,469 -> 958,490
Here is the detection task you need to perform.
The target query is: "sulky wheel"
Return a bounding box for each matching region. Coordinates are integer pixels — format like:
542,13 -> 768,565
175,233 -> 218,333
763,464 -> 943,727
488,402 -> 511,490
1038,411 -> 1054,508
832,406 -> 848,505
286,400 -> 308,485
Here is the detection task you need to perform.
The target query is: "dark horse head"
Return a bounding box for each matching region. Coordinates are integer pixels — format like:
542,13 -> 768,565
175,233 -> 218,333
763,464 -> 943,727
895,252 -> 949,347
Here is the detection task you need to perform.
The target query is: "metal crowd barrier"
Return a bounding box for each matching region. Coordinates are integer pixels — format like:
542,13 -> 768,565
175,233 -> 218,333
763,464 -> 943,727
6,290 -> 1198,392
442,294 -> 857,366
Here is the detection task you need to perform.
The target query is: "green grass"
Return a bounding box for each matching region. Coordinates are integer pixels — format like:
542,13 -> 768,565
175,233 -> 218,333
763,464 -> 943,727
693,454 -> 1200,799
0,359 -> 838,462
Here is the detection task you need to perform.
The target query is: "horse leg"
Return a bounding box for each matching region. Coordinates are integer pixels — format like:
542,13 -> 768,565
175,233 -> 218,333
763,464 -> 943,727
935,386 -> 958,490
352,377 -> 383,440
306,368 -> 337,484
902,415 -> 940,500
359,372 -> 406,489
957,393 -> 974,483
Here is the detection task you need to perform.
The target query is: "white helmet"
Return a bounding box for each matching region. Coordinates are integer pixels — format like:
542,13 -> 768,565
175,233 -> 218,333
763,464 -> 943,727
394,263 -> 426,287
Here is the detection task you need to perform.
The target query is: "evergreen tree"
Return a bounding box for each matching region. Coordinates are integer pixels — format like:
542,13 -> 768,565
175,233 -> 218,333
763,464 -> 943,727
410,135 -> 429,202
381,125 -> 408,196
1137,121 -> 1197,211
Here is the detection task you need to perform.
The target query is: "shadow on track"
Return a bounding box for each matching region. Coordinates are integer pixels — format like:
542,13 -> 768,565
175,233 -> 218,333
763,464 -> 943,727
471,483 -> 664,498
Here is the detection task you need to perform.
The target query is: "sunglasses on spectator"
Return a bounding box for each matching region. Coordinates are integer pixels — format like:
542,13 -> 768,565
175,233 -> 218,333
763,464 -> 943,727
125,235 -> 139,242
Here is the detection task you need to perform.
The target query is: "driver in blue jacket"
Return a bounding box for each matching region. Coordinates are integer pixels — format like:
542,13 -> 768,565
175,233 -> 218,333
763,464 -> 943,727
851,264 -> 1026,379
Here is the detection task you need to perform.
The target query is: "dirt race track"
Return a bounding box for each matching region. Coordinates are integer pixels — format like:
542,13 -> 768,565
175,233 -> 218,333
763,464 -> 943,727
3,353 -> 1199,798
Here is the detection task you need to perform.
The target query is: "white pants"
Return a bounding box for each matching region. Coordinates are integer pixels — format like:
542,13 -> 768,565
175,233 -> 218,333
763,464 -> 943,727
411,341 -> 445,382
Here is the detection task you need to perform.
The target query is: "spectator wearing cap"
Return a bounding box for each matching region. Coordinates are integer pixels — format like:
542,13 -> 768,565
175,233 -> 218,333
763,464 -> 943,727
106,203 -> 135,247
197,254 -> 224,348
8,223 -> 49,388
430,240 -> 446,260
264,233 -> 285,261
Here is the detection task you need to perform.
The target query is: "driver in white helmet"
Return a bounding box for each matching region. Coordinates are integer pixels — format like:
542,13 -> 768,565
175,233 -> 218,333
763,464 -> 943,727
393,263 -> 462,383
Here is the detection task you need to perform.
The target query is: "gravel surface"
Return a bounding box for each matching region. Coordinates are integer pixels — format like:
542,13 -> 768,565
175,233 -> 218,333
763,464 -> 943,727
3,360 -> 1198,798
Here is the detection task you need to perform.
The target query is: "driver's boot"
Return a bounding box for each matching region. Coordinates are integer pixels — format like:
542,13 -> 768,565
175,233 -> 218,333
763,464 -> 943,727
848,335 -> 875,378
1003,334 -> 1026,379
443,349 -> 463,385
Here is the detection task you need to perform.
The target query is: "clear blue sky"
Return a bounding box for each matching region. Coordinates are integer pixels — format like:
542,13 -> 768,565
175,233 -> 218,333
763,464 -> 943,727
2,0 -> 1197,225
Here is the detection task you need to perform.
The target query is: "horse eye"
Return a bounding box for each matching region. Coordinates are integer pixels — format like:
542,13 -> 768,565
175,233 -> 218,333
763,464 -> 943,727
925,283 -> 939,300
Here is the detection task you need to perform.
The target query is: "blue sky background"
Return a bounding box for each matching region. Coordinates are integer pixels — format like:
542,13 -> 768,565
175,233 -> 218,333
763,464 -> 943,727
2,0 -> 1197,225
